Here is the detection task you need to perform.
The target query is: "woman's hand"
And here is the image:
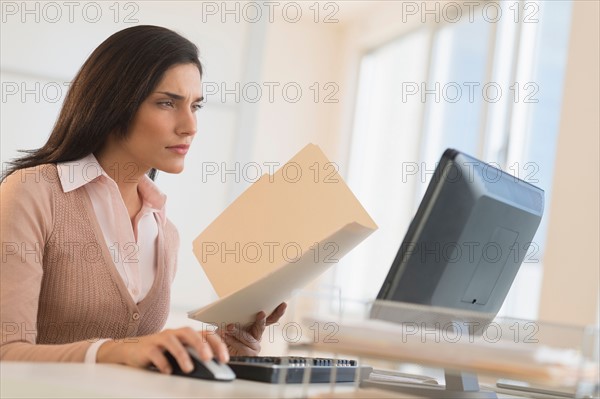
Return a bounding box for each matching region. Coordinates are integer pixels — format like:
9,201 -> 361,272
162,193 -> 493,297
219,302 -> 287,356
96,327 -> 229,374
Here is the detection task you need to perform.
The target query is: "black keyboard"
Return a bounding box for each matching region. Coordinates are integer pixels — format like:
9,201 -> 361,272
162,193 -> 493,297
228,356 -> 372,384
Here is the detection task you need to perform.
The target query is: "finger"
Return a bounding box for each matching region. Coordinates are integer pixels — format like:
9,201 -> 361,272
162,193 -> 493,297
216,326 -> 227,340
175,327 -> 215,364
248,313 -> 267,341
232,327 -> 259,347
266,302 -> 287,325
225,322 -> 241,335
256,311 -> 267,321
234,322 -> 264,348
265,304 -> 284,325
223,332 -> 261,355
161,333 -> 194,373
148,347 -> 172,374
203,331 -> 229,363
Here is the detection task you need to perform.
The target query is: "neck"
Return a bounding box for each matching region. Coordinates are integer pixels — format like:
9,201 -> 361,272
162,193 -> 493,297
94,146 -> 148,204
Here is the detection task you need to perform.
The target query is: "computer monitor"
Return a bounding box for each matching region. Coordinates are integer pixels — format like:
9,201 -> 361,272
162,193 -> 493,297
372,149 -> 544,322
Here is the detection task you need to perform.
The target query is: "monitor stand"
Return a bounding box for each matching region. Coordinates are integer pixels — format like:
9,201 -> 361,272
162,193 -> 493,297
361,369 -> 497,398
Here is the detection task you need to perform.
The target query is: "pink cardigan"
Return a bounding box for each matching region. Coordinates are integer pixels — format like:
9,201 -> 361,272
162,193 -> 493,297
0,164 -> 179,361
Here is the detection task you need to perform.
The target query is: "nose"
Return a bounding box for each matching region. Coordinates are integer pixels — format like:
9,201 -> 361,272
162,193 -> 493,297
176,107 -> 197,136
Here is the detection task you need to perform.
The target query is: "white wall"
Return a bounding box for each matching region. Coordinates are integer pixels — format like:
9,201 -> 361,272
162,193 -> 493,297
0,1 -> 374,354
0,1 -> 255,317
2,1 -> 597,351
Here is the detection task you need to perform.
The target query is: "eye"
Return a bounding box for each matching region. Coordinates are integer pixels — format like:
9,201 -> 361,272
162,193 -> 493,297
158,100 -> 175,108
192,103 -> 205,112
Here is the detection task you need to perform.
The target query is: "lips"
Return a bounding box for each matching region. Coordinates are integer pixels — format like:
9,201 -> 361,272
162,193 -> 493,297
166,144 -> 190,155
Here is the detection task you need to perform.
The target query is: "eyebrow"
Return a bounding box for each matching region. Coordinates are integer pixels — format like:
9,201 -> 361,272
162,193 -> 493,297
156,91 -> 204,103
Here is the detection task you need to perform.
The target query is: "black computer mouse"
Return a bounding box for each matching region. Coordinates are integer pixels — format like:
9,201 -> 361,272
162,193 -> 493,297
163,347 -> 236,381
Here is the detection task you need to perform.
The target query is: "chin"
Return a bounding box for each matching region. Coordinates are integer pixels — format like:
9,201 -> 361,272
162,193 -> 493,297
158,163 -> 185,174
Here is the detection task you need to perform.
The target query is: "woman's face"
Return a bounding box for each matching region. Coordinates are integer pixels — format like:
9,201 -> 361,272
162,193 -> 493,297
122,63 -> 203,174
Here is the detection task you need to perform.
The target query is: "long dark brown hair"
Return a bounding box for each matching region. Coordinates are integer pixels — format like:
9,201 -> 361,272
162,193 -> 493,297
1,25 -> 202,182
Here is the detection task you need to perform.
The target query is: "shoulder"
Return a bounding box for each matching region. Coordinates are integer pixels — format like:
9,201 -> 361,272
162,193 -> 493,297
1,164 -> 60,201
1,164 -> 59,240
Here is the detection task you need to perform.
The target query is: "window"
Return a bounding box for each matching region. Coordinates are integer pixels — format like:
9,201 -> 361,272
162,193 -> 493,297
338,0 -> 573,320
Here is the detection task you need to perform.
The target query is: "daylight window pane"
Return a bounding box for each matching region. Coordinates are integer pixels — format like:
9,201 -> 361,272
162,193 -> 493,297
340,29 -> 430,302
417,16 -> 491,202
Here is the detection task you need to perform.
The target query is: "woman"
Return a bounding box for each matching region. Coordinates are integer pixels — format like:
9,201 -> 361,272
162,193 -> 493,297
0,25 -> 286,374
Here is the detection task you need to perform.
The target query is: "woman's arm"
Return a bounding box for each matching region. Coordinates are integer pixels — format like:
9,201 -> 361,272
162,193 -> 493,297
0,166 -> 229,371
0,165 -> 94,361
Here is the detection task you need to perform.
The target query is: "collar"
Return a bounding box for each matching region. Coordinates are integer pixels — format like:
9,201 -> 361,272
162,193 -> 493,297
137,173 -> 167,225
57,154 -> 167,224
57,153 -> 106,192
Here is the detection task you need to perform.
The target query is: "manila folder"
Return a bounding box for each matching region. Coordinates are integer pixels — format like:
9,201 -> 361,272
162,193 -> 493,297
188,143 -> 377,326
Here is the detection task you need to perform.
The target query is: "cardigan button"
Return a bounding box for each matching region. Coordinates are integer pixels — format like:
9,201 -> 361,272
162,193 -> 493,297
132,312 -> 140,320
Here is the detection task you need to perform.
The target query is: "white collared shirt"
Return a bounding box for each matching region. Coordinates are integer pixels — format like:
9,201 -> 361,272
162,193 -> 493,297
57,154 -> 168,362
57,153 -> 167,303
